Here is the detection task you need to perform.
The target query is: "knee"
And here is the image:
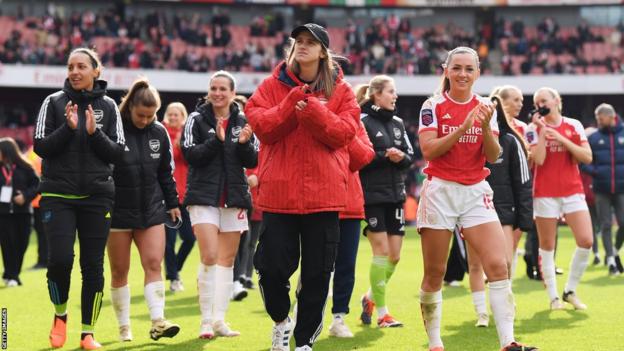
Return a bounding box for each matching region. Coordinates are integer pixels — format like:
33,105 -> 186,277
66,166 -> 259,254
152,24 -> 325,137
142,257 -> 163,274
578,239 -> 593,250
217,254 -> 236,267
200,251 -> 217,266
468,261 -> 483,275
484,259 -> 508,281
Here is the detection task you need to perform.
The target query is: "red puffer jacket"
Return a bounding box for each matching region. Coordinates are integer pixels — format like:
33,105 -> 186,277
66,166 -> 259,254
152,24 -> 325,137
245,61 -> 360,214
340,120 -> 374,219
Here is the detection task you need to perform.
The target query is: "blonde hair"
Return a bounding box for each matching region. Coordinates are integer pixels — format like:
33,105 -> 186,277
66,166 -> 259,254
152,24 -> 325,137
494,85 -> 522,101
286,38 -> 340,99
533,87 -> 562,113
437,46 -> 480,95
119,78 -> 161,122
164,102 -> 188,124
354,75 -> 394,106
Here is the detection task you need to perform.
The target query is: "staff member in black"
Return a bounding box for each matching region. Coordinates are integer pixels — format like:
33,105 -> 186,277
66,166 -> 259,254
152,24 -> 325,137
0,137 -> 39,287
107,78 -> 181,343
33,48 -> 124,350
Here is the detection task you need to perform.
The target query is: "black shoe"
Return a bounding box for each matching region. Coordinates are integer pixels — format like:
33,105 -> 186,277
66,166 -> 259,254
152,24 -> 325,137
243,277 -> 254,289
615,255 -> 624,273
31,262 -> 46,270
502,341 -> 539,350
608,264 -> 620,276
592,255 -> 601,265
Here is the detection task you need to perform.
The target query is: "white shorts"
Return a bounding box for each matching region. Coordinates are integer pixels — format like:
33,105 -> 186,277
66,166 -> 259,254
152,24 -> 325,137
417,177 -> 499,232
188,205 -> 249,232
533,194 -> 588,218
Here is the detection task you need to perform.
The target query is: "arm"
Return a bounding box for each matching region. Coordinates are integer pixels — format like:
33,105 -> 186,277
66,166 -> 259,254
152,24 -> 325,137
245,82 -> 306,145
508,136 -> 534,231
158,129 -> 179,209
33,95 -> 75,158
296,90 -> 359,150
394,124 -> 415,170
89,99 -> 125,164
236,133 -> 259,169
347,121 -> 375,172
180,114 -> 224,166
560,138 -> 592,164
20,167 -> 40,204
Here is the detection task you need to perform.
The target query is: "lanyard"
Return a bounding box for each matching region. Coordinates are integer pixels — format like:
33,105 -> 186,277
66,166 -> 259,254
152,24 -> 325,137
2,164 -> 16,186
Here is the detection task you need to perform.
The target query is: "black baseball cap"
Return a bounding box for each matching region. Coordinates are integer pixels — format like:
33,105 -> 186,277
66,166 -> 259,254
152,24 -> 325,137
291,23 -> 330,49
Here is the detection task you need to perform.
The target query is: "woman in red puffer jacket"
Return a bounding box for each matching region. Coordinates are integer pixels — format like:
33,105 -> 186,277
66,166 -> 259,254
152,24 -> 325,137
245,23 -> 360,351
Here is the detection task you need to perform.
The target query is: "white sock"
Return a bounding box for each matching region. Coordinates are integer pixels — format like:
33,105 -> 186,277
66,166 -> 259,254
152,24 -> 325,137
606,255 -> 615,266
144,281 -> 165,321
489,279 -> 515,347
539,248 -> 558,301
214,265 -> 233,322
333,313 -> 345,320
111,285 -> 130,327
564,247 -> 590,293
420,290 -> 443,349
198,264 -> 216,323
377,306 -> 388,318
472,290 -> 487,315
510,249 -> 519,280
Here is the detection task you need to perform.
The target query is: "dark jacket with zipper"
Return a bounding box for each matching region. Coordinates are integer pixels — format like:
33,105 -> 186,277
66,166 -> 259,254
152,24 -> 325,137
582,122 -> 624,194
111,120 -> 178,229
359,102 -> 414,205
485,131 -> 534,231
0,163 -> 39,215
181,101 -> 258,210
33,79 -> 125,197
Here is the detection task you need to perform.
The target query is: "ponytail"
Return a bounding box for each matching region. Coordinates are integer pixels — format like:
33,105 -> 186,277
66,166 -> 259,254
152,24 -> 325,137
119,78 -> 161,122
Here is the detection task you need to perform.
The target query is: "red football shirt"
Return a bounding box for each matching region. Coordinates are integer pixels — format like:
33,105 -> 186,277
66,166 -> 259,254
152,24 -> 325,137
418,92 -> 499,185
525,116 -> 587,197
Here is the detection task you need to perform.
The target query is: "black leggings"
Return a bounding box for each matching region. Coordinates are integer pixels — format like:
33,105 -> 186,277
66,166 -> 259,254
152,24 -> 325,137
0,213 -> 31,283
41,195 -> 112,327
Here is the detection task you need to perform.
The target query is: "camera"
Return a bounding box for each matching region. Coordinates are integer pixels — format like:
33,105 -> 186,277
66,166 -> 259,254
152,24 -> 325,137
530,106 -> 551,117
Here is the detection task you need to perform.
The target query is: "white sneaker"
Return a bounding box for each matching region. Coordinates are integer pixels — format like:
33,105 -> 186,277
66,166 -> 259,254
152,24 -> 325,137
5,279 -> 18,287
199,319 -> 214,339
213,320 -> 240,337
295,346 -> 313,351
475,313 -> 489,327
550,298 -> 565,310
329,316 -> 353,338
562,291 -> 587,310
170,279 -> 184,292
271,316 -> 293,351
232,281 -> 248,301
119,325 -> 133,341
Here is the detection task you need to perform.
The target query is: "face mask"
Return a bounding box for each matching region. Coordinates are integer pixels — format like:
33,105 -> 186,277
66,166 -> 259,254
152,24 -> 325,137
531,106 -> 551,116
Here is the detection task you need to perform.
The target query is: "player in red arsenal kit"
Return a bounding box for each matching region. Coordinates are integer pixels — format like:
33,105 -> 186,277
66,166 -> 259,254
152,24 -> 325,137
526,87 -> 593,311
416,47 -> 536,351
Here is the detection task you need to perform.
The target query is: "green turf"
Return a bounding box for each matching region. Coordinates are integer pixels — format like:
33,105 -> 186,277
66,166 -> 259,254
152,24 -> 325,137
0,226 -> 621,351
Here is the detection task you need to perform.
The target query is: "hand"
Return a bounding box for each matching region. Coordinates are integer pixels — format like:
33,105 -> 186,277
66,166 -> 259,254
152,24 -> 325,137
544,128 -> 564,142
475,103 -> 495,129
216,118 -> 225,142
295,100 -> 307,111
65,101 -> 78,130
86,104 -> 96,135
460,105 -> 478,133
532,112 -> 546,129
169,207 -> 182,223
247,174 -> 259,188
385,147 -> 405,163
238,124 -> 253,144
13,193 -> 25,206
301,84 -> 312,94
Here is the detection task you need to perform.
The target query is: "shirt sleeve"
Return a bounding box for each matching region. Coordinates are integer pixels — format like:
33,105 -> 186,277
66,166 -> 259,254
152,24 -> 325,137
418,99 -> 438,134
525,123 -> 539,146
570,118 -> 588,143
489,108 -> 499,135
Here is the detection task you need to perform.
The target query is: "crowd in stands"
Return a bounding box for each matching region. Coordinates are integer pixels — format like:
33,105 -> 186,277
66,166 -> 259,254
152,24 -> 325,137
1,5 -> 623,76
